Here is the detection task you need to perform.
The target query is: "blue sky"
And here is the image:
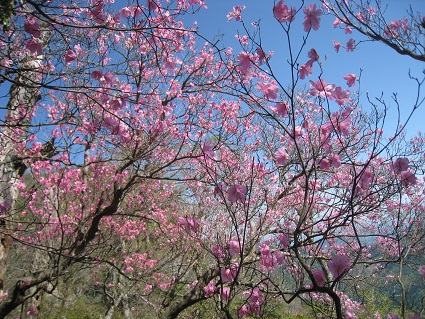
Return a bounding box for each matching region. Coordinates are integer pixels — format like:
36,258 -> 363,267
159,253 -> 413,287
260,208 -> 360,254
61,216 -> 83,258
192,0 -> 425,138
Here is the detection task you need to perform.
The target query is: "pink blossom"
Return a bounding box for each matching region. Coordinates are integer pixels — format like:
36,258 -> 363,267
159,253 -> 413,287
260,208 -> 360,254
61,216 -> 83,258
318,158 -> 330,170
273,0 -> 296,23
103,71 -> 115,84
358,169 -> 373,190
328,254 -> 350,278
393,157 -> 409,174
24,20 -> 40,38
418,266 -> 425,278
229,240 -> 241,256
212,245 -> 225,259
227,5 -> 245,21
278,233 -> 290,249
344,74 -> 356,87
332,86 -> 350,105
238,305 -> 251,317
299,64 -> 312,79
309,79 -> 335,98
256,47 -> 266,64
203,281 -> 216,298
178,216 -> 199,234
64,50 -> 77,64
257,81 -> 279,100
346,38 -> 355,52
303,3 -> 322,32
275,148 -> 289,165
307,48 -> 319,64
26,39 -> 43,55
329,153 -> 341,168
400,170 -> 417,187
221,287 -> 230,301
312,269 -> 326,286
237,51 -> 252,78
213,182 -> 227,199
273,102 -> 288,118
202,140 -> 215,158
91,70 -> 103,80
227,184 -> 248,203
333,40 -> 341,53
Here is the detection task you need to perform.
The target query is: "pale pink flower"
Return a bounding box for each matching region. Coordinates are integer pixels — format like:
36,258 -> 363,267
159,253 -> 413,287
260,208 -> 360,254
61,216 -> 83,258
332,86 -> 350,105
275,148 -> 289,165
309,79 -> 335,98
227,5 -> 245,21
237,51 -> 252,78
257,81 -> 279,100
307,48 -> 319,63
299,64 -> 312,79
328,254 -> 350,278
344,74 -> 356,87
273,0 -> 296,23
358,169 -> 373,190
303,3 -> 322,32
273,102 -> 288,118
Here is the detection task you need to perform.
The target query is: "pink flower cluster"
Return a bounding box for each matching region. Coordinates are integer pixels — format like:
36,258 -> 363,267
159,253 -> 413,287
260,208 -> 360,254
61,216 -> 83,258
393,158 -> 417,187
238,287 -> 263,317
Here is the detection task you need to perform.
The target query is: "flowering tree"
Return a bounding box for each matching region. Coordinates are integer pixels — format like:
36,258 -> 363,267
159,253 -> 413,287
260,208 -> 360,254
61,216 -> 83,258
0,1 -> 424,319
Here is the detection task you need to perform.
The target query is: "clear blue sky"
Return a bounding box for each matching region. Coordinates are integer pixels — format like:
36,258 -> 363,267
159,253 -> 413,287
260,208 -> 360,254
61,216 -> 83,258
191,0 -> 425,138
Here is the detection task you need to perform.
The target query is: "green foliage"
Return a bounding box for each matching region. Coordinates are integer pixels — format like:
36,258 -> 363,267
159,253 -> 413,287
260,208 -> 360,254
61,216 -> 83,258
40,296 -> 105,319
0,0 -> 14,30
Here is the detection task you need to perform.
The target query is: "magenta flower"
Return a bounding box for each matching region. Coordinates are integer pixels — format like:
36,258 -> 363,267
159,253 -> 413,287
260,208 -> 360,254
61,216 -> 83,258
202,140 -> 215,158
256,47 -> 266,64
91,70 -> 103,80
278,233 -> 290,249
64,50 -> 77,64
303,3 -> 322,32
333,40 -> 341,53
228,240 -> 241,256
24,20 -> 40,38
346,38 -> 355,52
312,269 -> 326,286
227,184 -> 247,203
275,148 -> 289,165
237,51 -> 252,78
221,287 -> 230,301
328,254 -> 350,278
273,0 -> 296,23
344,74 -> 356,87
393,157 -> 409,174
203,281 -> 216,298
26,39 -> 42,55
400,170 -> 417,187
